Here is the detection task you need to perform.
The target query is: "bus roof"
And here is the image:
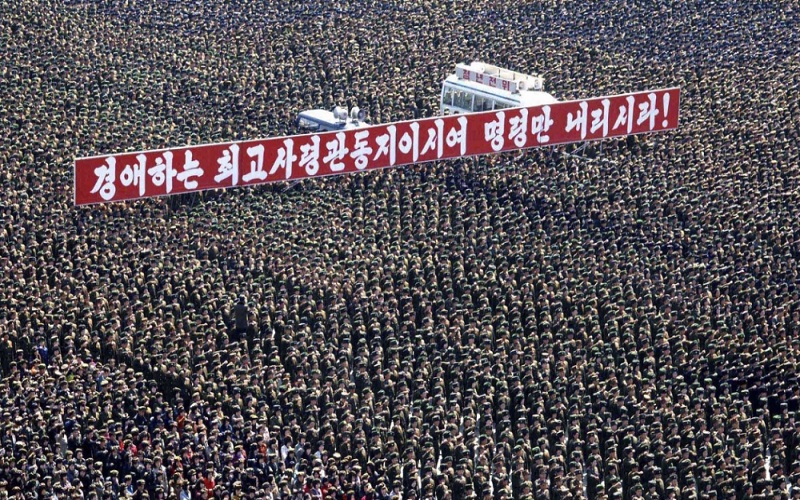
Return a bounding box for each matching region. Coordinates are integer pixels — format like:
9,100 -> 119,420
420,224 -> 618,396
443,75 -> 558,107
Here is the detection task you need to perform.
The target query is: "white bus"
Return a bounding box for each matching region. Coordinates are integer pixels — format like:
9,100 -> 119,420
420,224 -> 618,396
440,62 -> 558,115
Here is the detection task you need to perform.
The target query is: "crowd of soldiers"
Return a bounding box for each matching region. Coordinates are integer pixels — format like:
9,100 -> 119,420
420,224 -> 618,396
0,0 -> 799,498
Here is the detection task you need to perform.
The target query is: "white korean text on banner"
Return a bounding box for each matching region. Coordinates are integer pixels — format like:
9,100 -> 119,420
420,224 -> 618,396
74,88 -> 680,206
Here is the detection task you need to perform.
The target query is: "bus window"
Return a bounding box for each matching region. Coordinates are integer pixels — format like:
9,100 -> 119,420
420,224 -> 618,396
442,87 -> 454,106
297,117 -> 321,131
454,91 -> 469,110
450,91 -> 459,108
474,96 -> 484,112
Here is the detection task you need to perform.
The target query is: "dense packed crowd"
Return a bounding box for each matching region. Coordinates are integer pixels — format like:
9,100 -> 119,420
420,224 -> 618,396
1,0 -> 799,498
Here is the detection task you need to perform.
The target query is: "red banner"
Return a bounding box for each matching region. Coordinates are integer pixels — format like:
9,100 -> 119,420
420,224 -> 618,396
74,88 -> 680,205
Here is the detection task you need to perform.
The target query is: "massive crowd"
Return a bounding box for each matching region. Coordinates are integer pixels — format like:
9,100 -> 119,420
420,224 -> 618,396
1,0 -> 799,498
